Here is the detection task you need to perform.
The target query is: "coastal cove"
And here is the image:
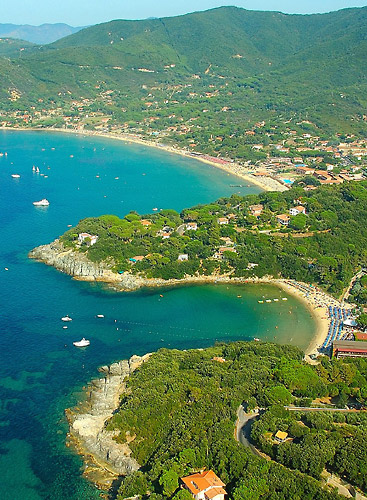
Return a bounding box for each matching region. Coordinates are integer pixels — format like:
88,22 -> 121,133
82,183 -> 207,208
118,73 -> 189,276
0,130 -> 316,499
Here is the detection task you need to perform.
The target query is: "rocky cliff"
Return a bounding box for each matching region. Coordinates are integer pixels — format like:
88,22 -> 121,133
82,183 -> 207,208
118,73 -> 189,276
29,239 -> 118,281
28,239 -> 146,289
66,354 -> 151,488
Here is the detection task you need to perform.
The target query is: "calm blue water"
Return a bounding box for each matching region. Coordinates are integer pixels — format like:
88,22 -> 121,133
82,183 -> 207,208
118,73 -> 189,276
0,130 -> 315,499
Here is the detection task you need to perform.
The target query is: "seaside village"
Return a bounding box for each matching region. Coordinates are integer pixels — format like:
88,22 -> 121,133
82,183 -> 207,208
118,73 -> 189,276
76,196 -> 367,366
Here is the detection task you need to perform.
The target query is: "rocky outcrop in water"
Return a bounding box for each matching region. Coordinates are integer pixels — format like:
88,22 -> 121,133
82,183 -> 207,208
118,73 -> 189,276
29,239 -> 144,288
66,354 -> 151,487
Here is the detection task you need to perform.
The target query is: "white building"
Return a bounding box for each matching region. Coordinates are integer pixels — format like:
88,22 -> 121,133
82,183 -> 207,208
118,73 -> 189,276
78,233 -> 98,245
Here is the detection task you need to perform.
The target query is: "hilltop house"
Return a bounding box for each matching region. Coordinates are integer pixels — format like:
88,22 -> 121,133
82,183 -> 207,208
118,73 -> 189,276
180,470 -> 227,500
78,233 -> 98,246
186,222 -> 198,231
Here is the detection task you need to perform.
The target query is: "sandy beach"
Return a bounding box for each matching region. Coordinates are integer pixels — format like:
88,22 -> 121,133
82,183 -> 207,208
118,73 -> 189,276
0,126 -> 287,193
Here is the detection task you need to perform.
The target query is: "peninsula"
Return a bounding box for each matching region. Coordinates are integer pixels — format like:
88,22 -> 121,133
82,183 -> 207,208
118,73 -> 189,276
66,342 -> 367,499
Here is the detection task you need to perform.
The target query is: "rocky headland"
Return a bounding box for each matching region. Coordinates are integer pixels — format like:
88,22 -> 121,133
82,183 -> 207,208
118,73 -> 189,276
29,239 -> 274,292
29,239 -> 145,289
65,353 -> 151,489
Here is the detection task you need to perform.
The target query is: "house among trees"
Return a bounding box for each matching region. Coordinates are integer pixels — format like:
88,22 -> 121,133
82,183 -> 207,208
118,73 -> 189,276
178,254 -> 189,261
78,233 -> 98,245
180,470 -> 227,500
217,217 -> 229,225
249,204 -> 264,217
186,222 -> 198,231
276,214 -> 290,226
275,430 -> 288,443
289,205 -> 306,216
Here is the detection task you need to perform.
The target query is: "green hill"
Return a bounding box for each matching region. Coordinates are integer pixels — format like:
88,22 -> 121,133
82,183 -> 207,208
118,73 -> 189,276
1,6 -> 367,140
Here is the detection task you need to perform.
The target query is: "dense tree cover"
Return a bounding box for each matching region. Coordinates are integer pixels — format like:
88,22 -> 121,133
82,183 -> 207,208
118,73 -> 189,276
104,342 -> 367,499
60,182 -> 367,297
349,276 -> 367,307
251,406 -> 367,492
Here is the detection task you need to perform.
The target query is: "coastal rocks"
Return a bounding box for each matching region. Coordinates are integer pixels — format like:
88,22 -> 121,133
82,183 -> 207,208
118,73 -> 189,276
66,353 -> 151,487
29,239 -> 111,280
29,239 -> 148,289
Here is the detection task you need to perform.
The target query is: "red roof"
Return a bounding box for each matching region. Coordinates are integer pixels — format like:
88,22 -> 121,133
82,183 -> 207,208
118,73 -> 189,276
181,470 -> 226,496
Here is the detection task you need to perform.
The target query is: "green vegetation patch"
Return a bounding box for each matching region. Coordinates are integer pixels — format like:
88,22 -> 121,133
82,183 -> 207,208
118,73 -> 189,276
105,342 -> 367,499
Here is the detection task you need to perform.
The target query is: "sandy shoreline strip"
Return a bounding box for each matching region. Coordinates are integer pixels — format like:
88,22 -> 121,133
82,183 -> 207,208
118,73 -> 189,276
0,126 -> 287,192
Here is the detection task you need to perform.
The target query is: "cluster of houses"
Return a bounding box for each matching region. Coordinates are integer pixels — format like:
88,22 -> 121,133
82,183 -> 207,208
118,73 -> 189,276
249,203 -> 306,227
78,198 -> 311,267
295,165 -> 364,185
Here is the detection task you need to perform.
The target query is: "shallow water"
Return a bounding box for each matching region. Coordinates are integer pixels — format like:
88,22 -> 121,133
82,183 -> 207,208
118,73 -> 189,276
0,130 -> 315,499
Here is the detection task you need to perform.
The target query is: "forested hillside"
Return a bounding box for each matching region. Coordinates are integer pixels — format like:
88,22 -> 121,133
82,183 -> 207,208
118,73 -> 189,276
105,342 -> 367,499
60,181 -> 367,297
1,6 -> 367,141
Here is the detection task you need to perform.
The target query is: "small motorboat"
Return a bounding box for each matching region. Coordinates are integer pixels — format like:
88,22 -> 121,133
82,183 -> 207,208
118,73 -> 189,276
153,207 -> 158,211
96,314 -> 104,318
33,199 -> 49,206
11,174 -> 20,178
273,298 -> 279,302
73,338 -> 90,347
282,298 -> 288,301
266,299 -> 272,303
254,338 -> 260,342
61,315 -> 72,322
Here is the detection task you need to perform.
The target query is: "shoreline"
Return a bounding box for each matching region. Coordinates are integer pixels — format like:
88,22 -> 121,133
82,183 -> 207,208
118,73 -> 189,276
0,126 -> 287,193
29,239 -> 340,357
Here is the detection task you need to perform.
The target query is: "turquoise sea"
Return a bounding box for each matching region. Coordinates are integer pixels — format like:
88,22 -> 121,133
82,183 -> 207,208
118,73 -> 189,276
0,130 -> 316,499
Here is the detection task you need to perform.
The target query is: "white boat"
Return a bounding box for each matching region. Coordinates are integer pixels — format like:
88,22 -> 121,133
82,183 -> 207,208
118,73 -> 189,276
254,338 -> 260,342
61,315 -> 72,322
273,298 -> 279,302
36,167 -> 40,173
282,298 -> 288,301
265,299 -> 272,303
33,199 -> 49,206
11,174 -> 20,178
152,207 -> 158,211
96,314 -> 104,318
258,300 -> 264,304
73,338 -> 90,347
32,166 -> 36,172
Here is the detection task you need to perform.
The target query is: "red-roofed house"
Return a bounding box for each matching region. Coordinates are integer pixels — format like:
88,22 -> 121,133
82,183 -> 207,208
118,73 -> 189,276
249,204 -> 263,217
181,470 -> 227,500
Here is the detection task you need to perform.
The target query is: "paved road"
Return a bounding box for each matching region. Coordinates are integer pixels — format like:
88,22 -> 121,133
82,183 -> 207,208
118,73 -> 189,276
235,406 -> 264,458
